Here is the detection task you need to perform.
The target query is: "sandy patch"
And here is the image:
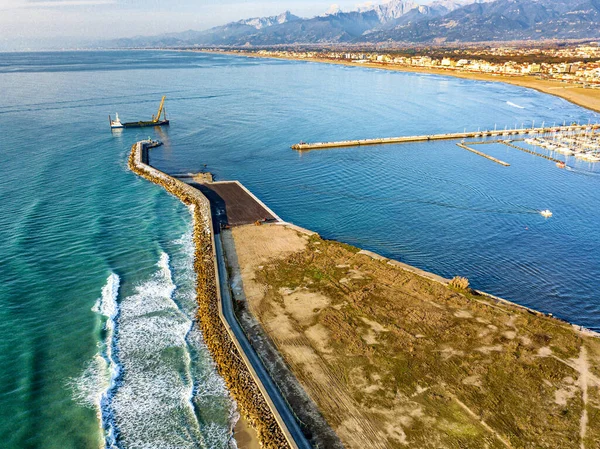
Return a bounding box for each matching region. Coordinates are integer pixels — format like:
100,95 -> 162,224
232,224 -> 308,268
385,423 -> 408,445
306,324 -> 333,354
348,269 -> 365,279
454,310 -> 473,319
462,375 -> 483,388
265,303 -> 300,341
520,336 -> 532,345
230,224 -> 308,308
440,347 -> 465,360
503,331 -> 517,340
234,415 -> 261,449
555,385 -> 578,406
477,345 -> 504,354
282,289 -> 331,326
361,317 -> 388,333
360,317 -> 389,345
362,330 -> 379,345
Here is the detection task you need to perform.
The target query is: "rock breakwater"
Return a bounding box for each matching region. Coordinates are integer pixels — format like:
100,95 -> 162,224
128,142 -> 290,449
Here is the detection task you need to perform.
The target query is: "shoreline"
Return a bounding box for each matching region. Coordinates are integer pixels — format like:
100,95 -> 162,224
200,50 -> 600,114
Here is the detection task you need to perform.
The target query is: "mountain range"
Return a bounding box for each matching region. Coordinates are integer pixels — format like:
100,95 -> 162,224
110,0 -> 600,47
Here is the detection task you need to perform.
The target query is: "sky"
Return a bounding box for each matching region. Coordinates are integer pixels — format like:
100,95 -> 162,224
0,0 -> 428,50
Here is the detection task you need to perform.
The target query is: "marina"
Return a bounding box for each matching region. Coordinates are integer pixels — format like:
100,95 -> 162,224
523,127 -> 600,162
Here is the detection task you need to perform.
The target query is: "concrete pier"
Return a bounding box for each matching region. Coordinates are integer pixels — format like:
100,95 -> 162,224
501,141 -> 564,164
456,143 -> 510,166
291,124 -> 600,151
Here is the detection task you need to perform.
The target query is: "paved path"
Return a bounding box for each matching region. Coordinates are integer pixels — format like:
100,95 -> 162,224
213,229 -> 312,449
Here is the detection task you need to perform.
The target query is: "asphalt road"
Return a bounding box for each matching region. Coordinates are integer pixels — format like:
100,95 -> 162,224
213,229 -> 312,449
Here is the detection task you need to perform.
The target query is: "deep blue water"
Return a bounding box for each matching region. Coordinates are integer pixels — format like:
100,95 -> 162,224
0,50 -> 599,448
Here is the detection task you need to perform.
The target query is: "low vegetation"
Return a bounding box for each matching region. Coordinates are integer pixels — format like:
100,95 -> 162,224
449,276 -> 470,290
232,224 -> 600,449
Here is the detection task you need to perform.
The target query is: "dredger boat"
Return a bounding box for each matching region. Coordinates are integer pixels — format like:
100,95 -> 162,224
110,96 -> 169,129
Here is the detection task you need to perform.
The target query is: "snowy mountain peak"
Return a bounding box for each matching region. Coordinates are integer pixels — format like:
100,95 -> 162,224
238,11 -> 299,29
372,0 -> 419,22
362,0 -> 467,23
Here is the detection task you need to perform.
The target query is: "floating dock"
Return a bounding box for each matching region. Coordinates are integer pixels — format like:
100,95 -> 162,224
291,124 -> 600,151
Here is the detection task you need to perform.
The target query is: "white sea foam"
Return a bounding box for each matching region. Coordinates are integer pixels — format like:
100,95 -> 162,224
109,251 -> 208,448
95,273 -> 121,449
69,353 -> 109,409
506,101 -> 525,109
72,231 -> 234,449
107,236 -> 232,449
69,273 -> 121,449
92,273 -> 120,319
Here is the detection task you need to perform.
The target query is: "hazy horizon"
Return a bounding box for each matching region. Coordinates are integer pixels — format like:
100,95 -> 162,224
0,0 -> 434,51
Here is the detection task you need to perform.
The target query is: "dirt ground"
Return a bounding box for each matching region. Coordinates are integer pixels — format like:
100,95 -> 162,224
229,223 -> 600,449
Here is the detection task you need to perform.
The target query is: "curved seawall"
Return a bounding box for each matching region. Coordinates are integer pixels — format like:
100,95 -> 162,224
128,142 -> 292,449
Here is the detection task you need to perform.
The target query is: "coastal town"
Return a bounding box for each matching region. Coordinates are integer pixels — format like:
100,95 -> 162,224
217,44 -> 600,88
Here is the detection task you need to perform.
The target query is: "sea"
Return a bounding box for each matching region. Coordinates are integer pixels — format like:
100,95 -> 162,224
0,50 -> 599,448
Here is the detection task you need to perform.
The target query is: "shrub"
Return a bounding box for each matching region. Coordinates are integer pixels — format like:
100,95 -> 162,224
449,276 -> 470,290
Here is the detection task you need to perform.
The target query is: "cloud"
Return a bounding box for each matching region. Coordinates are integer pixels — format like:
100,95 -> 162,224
26,0 -> 117,6
324,3 -> 341,14
355,1 -> 374,11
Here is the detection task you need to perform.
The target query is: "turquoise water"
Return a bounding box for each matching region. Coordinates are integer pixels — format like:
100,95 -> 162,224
0,50 -> 599,448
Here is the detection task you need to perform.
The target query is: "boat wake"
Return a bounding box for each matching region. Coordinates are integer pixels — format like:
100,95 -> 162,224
565,166 -> 600,177
506,101 -> 525,109
70,233 -> 234,449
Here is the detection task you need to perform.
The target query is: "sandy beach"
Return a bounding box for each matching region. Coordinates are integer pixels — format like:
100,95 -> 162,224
234,416 -> 260,449
205,51 -> 600,114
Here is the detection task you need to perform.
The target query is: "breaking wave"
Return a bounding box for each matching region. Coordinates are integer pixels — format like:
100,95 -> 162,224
506,101 -> 525,109
69,273 -> 120,448
71,232 -> 235,448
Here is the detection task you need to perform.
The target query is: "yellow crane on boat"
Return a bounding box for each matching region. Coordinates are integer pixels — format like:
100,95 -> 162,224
152,96 -> 167,123
109,96 -> 170,129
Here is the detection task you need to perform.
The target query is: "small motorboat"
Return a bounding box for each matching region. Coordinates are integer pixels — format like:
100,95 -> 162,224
145,138 -> 163,148
556,161 -> 566,169
540,209 -> 553,218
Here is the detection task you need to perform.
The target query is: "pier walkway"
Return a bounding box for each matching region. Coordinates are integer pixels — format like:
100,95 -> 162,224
500,141 -> 564,164
456,143 -> 510,166
292,124 -> 600,151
